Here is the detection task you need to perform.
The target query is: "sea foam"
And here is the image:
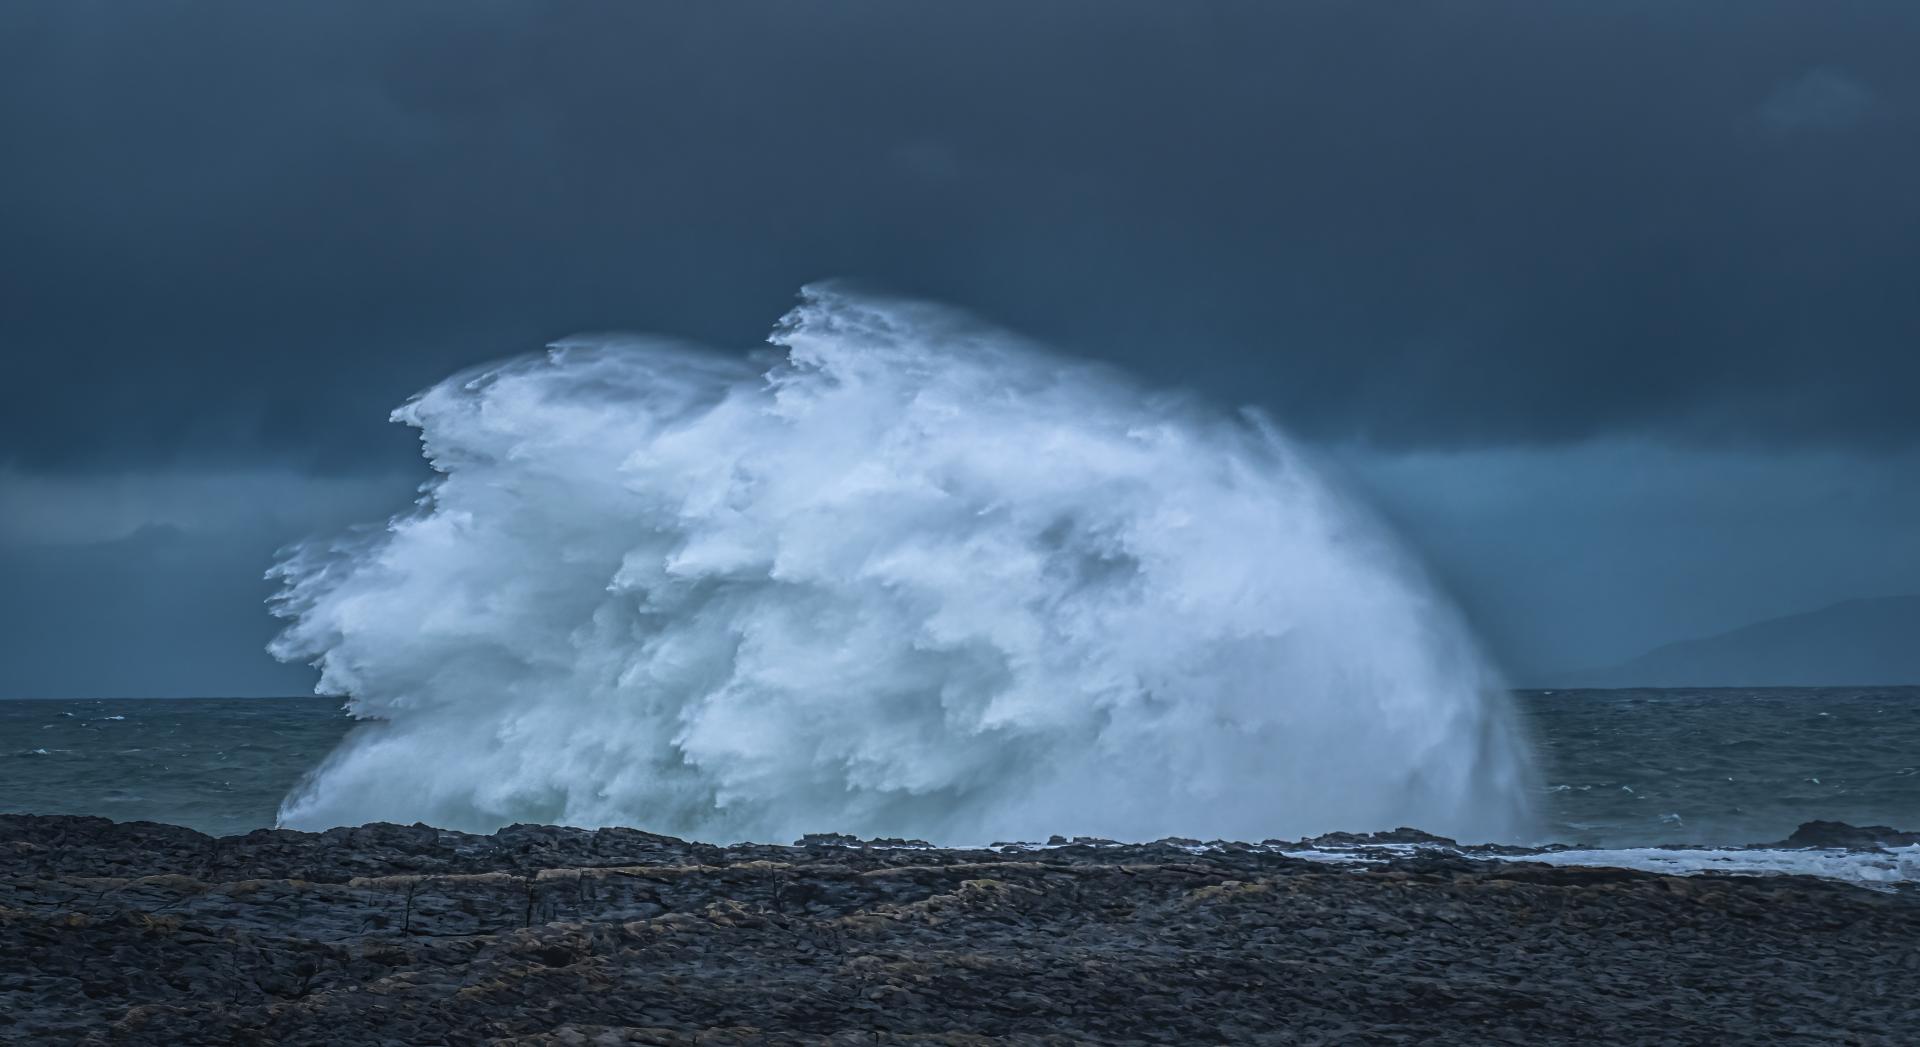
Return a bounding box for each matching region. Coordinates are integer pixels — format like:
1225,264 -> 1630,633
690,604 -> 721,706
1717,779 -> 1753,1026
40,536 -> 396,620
270,285 -> 1534,843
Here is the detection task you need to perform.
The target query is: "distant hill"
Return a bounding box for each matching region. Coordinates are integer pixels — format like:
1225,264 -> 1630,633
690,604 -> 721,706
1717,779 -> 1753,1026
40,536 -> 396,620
1554,595 -> 1920,688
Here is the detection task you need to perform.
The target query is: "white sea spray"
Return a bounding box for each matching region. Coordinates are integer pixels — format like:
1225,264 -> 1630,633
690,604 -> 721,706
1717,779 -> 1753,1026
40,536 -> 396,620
269,285 -> 1534,843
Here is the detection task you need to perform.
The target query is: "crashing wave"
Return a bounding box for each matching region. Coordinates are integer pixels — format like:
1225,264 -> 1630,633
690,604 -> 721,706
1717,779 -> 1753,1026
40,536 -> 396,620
270,285 -> 1534,843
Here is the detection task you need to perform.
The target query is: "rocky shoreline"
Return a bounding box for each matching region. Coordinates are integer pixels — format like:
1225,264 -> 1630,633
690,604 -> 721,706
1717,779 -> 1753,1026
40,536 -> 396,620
3,815 -> 1916,1044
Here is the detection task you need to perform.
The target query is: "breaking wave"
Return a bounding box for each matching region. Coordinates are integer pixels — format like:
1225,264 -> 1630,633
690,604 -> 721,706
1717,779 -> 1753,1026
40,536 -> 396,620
270,285 -> 1534,843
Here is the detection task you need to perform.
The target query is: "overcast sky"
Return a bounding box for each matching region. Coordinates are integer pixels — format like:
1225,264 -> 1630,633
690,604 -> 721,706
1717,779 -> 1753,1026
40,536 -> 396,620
3,2 -> 1917,696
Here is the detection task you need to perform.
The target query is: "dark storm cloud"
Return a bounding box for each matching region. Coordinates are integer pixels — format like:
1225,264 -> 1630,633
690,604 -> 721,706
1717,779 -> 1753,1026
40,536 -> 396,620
0,524 -> 315,697
3,1 -> 1919,472
1334,442 -> 1920,680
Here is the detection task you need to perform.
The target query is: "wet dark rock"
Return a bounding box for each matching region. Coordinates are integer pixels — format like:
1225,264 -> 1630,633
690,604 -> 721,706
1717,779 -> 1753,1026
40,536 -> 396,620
2,813 -> 1916,1045
1302,826 -> 1460,848
795,832 -> 861,847
1781,820 -> 1920,850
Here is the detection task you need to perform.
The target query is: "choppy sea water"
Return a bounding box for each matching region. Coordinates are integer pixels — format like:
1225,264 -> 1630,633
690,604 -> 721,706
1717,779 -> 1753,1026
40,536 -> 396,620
2,697 -> 348,838
3,688 -> 1916,865
1524,687 -> 1919,846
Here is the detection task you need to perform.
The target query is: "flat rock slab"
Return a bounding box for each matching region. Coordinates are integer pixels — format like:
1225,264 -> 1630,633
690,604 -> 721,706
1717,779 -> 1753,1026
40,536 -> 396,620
2,815 -> 1916,1045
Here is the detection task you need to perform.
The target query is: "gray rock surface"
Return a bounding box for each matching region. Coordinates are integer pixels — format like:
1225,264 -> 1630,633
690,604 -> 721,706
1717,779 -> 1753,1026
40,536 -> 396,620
2,814 -> 1916,1044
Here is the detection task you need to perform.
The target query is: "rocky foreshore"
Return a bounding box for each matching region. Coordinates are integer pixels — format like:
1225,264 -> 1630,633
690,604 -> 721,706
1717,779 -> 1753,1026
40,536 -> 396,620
3,815 -> 1916,1045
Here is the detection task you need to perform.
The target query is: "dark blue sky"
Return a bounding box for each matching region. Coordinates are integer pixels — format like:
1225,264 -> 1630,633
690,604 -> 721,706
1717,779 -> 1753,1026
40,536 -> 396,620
3,3 -> 1917,695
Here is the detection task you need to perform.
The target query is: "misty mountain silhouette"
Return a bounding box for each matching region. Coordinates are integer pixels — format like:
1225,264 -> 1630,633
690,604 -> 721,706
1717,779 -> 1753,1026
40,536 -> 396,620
1556,595 -> 1920,688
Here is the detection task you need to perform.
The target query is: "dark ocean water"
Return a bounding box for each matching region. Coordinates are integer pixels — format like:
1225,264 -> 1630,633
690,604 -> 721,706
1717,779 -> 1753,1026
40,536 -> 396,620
1522,687 -> 1919,847
3,688 -> 1916,846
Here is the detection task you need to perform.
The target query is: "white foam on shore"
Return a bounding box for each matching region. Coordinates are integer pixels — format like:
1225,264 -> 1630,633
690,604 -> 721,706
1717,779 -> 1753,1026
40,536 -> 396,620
1266,842 -> 1920,887
1513,845 -> 1920,887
